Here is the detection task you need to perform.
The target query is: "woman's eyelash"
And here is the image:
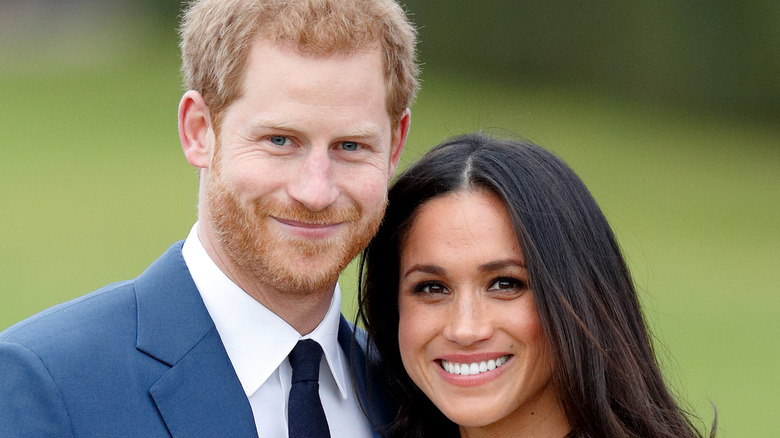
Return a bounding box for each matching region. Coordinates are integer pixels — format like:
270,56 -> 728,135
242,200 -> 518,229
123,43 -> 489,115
409,277 -> 527,295
489,277 -> 527,291
412,281 -> 448,295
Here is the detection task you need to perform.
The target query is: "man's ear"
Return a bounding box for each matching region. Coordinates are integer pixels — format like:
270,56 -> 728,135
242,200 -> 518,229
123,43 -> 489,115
179,90 -> 214,169
388,108 -> 411,178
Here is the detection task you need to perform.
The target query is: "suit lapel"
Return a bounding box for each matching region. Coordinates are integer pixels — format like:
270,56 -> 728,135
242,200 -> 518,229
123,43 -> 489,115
133,243 -> 393,437
135,242 -> 257,437
338,317 -> 395,438
149,328 -> 257,437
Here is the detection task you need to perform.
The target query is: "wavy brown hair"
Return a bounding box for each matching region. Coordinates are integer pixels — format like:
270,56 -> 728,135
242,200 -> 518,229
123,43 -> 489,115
357,133 -> 715,437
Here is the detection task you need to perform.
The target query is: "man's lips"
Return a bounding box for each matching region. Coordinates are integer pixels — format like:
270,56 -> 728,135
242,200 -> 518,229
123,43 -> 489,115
273,217 -> 344,238
274,218 -> 341,228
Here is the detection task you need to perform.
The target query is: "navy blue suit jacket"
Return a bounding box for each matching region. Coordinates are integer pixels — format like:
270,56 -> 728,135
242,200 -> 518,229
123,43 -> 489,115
0,242 -> 391,437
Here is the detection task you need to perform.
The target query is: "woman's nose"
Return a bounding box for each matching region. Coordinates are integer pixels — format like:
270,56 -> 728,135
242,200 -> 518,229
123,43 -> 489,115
443,294 -> 493,347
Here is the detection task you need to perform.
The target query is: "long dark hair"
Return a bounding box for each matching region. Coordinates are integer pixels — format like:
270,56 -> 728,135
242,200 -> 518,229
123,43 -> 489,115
357,133 -> 714,437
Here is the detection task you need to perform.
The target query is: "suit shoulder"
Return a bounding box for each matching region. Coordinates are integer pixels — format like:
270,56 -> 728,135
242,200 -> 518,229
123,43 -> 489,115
0,280 -> 137,353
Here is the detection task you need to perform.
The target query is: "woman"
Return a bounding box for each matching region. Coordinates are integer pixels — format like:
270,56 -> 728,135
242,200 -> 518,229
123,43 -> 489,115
357,133 -> 714,437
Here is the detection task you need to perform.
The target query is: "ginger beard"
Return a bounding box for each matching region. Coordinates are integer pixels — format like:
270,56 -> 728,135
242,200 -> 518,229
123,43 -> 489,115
204,148 -> 385,296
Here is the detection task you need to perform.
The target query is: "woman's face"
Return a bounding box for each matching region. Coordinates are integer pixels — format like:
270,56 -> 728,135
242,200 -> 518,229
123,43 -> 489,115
397,189 -> 567,435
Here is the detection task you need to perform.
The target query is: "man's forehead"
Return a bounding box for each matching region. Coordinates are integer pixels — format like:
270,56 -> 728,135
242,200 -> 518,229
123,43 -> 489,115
253,37 -> 383,61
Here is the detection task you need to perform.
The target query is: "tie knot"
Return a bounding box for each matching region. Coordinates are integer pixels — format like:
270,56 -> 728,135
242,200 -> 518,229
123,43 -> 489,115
289,339 -> 323,383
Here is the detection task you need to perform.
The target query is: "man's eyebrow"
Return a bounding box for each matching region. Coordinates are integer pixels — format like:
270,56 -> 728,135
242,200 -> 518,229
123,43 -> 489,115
247,118 -> 384,139
339,126 -> 383,139
246,118 -> 297,133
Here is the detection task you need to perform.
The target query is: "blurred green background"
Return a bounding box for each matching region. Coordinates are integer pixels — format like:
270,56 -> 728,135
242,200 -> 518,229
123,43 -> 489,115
1,1 -> 777,435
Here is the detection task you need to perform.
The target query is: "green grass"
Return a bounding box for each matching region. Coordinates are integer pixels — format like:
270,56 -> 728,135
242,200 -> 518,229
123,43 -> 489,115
1,40 -> 778,436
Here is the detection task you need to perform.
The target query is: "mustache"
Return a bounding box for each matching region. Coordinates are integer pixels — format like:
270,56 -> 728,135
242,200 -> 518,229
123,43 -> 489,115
254,198 -> 361,224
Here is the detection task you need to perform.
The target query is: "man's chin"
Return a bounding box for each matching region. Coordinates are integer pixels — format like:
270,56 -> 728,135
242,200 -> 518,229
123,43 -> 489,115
261,266 -> 341,296
254,247 -> 347,294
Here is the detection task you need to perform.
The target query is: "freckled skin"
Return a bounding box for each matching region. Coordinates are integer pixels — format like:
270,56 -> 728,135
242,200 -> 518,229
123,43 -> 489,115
397,190 -> 570,437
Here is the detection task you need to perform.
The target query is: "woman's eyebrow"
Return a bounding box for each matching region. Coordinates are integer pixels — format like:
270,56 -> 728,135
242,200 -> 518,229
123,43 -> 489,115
478,259 -> 526,273
402,264 -> 444,279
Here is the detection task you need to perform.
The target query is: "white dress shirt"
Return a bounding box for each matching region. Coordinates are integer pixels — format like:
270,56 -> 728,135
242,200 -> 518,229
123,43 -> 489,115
182,223 -> 372,437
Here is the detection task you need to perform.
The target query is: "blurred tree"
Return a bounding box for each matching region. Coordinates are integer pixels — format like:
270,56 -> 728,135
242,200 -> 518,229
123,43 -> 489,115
404,0 -> 780,118
5,0 -> 775,117
134,0 -> 182,27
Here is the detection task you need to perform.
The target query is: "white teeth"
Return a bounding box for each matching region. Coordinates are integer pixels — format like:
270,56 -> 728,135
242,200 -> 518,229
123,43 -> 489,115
441,355 -> 510,376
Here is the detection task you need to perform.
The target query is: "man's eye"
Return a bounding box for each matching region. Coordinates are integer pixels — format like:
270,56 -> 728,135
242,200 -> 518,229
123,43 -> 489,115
340,141 -> 360,151
269,136 -> 289,146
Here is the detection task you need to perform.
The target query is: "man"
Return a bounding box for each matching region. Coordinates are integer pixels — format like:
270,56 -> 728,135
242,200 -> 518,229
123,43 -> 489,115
0,0 -> 418,436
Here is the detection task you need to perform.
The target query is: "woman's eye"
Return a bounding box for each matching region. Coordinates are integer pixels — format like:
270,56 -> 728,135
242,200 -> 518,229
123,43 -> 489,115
340,141 -> 360,151
488,277 -> 525,291
269,136 -> 290,146
414,282 -> 448,295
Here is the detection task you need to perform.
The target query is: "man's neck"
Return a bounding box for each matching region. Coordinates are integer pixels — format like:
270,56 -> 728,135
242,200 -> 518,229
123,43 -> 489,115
197,223 -> 334,335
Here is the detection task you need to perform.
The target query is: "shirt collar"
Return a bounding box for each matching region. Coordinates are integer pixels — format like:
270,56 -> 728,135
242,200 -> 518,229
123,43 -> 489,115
181,223 -> 350,399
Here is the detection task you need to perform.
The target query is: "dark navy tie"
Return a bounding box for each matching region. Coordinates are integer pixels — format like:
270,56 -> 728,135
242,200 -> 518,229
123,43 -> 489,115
288,339 -> 330,438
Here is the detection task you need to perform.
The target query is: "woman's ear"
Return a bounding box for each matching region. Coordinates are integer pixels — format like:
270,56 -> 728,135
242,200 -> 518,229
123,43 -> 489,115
178,90 -> 214,169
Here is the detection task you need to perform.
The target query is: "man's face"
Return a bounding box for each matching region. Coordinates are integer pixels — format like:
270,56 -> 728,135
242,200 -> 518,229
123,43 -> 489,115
201,40 -> 406,295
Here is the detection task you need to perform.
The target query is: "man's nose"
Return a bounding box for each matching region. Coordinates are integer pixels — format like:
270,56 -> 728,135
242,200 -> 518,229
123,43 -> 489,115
286,147 -> 340,212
